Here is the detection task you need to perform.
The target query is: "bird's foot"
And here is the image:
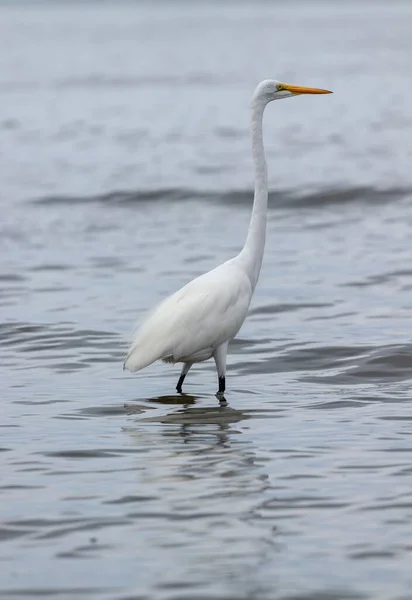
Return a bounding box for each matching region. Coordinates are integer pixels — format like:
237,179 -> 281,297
216,391 -> 227,405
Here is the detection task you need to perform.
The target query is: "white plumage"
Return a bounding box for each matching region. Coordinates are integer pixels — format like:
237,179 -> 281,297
124,79 -> 332,397
125,261 -> 252,371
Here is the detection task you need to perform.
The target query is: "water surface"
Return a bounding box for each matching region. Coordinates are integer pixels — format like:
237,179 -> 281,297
2,2 -> 412,599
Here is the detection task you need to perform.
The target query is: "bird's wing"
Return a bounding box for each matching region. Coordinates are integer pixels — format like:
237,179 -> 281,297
124,262 -> 252,372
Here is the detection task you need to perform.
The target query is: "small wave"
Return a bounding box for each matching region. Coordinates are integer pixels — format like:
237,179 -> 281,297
31,189 -> 197,207
343,269 -> 412,289
0,73 -> 228,94
57,73 -> 226,89
293,344 -> 412,386
235,342 -> 412,386
0,321 -> 123,372
249,302 -> 333,316
30,185 -> 412,210
324,344 -> 412,385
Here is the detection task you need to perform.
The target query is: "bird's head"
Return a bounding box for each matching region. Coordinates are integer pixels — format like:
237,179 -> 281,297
254,79 -> 332,103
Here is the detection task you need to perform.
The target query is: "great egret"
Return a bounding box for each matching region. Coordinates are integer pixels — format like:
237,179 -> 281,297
124,79 -> 332,397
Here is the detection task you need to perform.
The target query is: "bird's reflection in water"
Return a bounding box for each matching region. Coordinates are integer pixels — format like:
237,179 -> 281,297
121,396 -> 277,597
130,393 -> 248,447
147,393 -> 198,406
124,393 -> 258,486
123,393 -> 197,418
123,394 -> 277,593
145,392 -> 228,407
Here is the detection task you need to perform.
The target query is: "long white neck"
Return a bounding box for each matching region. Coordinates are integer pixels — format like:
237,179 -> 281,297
237,93 -> 268,291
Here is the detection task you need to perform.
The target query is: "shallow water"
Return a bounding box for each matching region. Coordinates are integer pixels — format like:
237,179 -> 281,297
2,2 -> 412,599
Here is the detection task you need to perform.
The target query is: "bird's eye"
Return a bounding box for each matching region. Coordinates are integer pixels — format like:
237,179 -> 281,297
276,84 -> 284,92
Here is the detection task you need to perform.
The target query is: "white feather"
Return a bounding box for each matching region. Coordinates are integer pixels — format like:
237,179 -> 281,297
124,260 -> 252,372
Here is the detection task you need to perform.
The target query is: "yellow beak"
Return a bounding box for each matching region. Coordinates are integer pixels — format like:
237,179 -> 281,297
281,83 -> 332,95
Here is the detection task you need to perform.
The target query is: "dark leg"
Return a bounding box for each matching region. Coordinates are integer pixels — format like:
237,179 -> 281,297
176,362 -> 192,394
176,374 -> 185,393
217,376 -> 227,404
213,342 -> 229,400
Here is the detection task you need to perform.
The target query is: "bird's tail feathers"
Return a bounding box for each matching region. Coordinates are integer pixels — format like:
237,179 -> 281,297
123,333 -> 172,372
123,347 -> 158,372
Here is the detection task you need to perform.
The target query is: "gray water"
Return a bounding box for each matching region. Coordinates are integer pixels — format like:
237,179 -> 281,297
2,2 -> 412,599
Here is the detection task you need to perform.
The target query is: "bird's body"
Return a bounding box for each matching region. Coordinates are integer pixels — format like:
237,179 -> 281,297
125,258 -> 252,370
124,79 -> 331,397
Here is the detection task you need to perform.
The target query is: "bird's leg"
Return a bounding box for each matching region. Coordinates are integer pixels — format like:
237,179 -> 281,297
176,362 -> 192,393
213,342 -> 229,400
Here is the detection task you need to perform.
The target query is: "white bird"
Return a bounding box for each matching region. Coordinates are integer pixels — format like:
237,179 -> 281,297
124,79 -> 332,397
